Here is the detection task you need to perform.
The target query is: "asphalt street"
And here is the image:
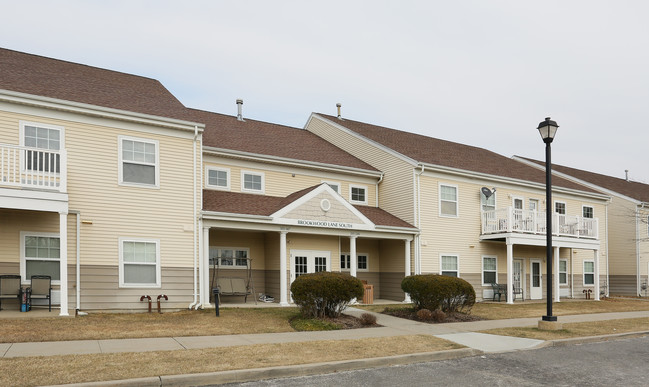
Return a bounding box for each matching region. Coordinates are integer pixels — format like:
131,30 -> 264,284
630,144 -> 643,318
222,335 -> 649,387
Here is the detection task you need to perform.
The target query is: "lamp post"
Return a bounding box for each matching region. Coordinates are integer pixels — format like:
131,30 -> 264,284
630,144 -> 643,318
538,117 -> 559,322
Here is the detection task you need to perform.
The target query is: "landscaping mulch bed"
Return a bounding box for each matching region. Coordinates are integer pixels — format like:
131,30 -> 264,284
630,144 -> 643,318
383,307 -> 485,323
327,314 -> 380,329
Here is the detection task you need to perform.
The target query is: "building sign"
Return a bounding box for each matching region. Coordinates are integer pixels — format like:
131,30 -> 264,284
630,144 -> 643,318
297,220 -> 354,229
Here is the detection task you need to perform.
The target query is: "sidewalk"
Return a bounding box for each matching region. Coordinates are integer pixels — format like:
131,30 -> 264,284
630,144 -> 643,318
2,309 -> 648,359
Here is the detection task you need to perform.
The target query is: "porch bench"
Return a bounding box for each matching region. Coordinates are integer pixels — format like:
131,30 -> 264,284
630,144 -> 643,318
215,277 -> 251,303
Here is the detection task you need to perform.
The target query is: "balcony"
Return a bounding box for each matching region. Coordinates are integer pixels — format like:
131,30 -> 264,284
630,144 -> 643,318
0,143 -> 67,193
481,208 -> 598,239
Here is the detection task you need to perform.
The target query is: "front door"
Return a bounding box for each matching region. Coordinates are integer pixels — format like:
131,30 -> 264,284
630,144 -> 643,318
513,259 -> 524,299
530,259 -> 542,299
289,250 -> 331,284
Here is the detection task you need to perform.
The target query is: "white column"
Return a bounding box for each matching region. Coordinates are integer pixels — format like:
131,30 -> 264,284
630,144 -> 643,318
506,240 -> 513,304
349,235 -> 358,278
279,230 -> 289,306
404,239 -> 412,303
554,246 -> 561,302
594,249 -> 600,301
59,211 -> 69,316
202,227 -> 210,306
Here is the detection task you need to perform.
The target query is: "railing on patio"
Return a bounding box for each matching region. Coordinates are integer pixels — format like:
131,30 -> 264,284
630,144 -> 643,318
481,207 -> 598,239
0,144 -> 67,192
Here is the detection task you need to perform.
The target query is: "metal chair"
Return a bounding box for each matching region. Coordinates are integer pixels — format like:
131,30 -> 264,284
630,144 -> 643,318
0,275 -> 22,310
29,275 -> 52,312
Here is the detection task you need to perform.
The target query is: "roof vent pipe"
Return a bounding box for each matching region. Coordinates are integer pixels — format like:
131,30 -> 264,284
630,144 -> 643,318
625,169 -> 629,182
236,99 -> 244,121
336,103 -> 342,119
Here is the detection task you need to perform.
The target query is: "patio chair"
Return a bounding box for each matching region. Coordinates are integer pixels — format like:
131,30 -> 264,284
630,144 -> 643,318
29,275 -> 52,312
0,275 -> 22,310
491,282 -> 505,302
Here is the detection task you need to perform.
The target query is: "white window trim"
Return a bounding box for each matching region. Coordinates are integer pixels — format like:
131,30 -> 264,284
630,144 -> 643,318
482,255 -> 497,285
19,120 -> 65,149
583,260 -> 595,287
118,135 -> 160,189
209,247 -> 250,269
118,237 -> 161,288
529,199 -> 539,211
480,191 -> 496,212
582,205 -> 594,219
512,197 -> 524,210
439,254 -> 460,277
205,166 -> 231,191
554,200 -> 567,214
322,180 -> 341,194
439,183 -> 459,218
241,170 -> 265,194
559,258 -> 568,285
349,184 -> 368,205
20,231 -> 61,286
340,252 -> 370,272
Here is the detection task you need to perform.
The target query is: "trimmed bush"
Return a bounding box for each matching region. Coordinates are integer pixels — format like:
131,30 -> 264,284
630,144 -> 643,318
416,308 -> 433,321
401,274 -> 476,314
430,309 -> 447,323
359,312 -> 377,326
290,272 -> 364,318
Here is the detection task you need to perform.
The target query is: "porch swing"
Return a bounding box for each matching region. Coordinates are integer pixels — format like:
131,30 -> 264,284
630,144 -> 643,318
210,252 -> 256,305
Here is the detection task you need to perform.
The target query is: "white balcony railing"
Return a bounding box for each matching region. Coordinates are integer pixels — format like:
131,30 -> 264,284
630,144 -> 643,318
481,207 -> 598,239
0,144 -> 67,192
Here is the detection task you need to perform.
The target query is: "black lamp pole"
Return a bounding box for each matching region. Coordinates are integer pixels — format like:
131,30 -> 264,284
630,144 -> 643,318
538,117 -> 559,322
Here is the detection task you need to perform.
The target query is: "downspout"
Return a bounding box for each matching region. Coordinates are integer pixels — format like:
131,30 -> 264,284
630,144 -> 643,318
69,211 -> 82,313
605,202 -> 610,296
189,125 -> 199,309
570,248 -> 574,299
375,172 -> 384,207
637,205 -> 641,296
416,164 -> 425,274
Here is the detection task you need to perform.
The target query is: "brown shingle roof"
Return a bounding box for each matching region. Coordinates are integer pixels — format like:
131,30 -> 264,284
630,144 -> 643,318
518,156 -> 649,203
0,47 -> 192,121
316,114 -> 598,193
189,108 -> 378,171
203,188 -> 415,229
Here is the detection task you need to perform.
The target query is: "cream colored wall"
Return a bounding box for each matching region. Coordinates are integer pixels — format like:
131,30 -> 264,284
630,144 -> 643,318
305,116 -> 415,223
638,208 -> 649,279
607,198 -> 642,276
288,234 -> 340,270
203,157 -> 378,207
208,230 -> 266,271
339,237 -> 380,273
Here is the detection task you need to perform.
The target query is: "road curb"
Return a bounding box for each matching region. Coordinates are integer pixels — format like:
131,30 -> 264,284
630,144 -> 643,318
546,330 -> 649,347
58,348 -> 482,387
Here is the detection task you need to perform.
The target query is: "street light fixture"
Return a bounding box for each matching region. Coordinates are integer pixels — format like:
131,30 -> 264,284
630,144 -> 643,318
537,117 -> 559,322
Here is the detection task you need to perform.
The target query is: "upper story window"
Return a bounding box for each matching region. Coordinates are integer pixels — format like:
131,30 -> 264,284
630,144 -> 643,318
440,184 -> 458,217
241,171 -> 264,193
529,199 -> 539,211
441,255 -> 459,277
513,198 -> 523,210
481,191 -> 495,212
119,238 -> 160,287
206,167 -> 230,190
119,136 -> 159,188
322,181 -> 340,193
349,184 -> 368,205
21,122 -> 63,173
555,201 -> 566,215
582,206 -> 594,218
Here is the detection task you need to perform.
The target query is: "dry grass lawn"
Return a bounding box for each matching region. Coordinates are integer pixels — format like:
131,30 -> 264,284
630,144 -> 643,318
482,317 -> 649,340
0,308 -> 300,343
0,335 -> 462,387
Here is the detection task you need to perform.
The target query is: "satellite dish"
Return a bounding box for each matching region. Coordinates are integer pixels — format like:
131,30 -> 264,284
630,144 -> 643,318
481,187 -> 493,198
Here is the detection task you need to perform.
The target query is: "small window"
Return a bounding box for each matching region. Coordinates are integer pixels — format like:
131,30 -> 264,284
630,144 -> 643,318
529,199 -> 539,211
583,261 -> 595,286
440,184 -> 458,217
482,256 -> 497,284
119,136 -> 158,187
349,185 -> 367,204
582,206 -> 594,219
21,233 -> 60,282
481,192 -> 495,212
513,198 -> 523,210
340,253 -> 369,271
555,202 -> 566,215
206,167 -> 230,190
322,181 -> 340,193
340,254 -> 350,270
241,171 -> 264,193
559,259 -> 568,285
119,239 -> 160,287
441,255 -> 459,277
357,255 -> 368,270
21,122 -> 63,173
209,248 -> 249,268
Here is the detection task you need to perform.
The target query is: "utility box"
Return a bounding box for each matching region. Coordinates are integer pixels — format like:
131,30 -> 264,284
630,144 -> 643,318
363,284 -> 374,304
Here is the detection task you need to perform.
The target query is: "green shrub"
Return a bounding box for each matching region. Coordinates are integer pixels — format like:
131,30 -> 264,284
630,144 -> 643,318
401,274 -> 476,314
290,272 -> 364,318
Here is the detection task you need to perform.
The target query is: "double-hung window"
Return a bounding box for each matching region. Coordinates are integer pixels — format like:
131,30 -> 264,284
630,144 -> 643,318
555,202 -> 566,215
582,206 -> 594,219
340,253 -> 369,271
241,171 -> 264,193
583,261 -> 595,286
21,122 -> 63,174
481,192 -> 495,212
349,184 -> 367,205
482,256 -> 497,284
440,184 -> 458,217
119,136 -> 159,187
441,255 -> 459,277
209,248 -> 249,268
559,259 -> 568,285
119,238 -> 160,287
21,232 -> 60,283
206,167 -> 230,190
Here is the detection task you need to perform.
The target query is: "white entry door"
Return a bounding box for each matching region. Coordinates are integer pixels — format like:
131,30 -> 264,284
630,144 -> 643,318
290,250 -> 331,284
530,259 -> 542,300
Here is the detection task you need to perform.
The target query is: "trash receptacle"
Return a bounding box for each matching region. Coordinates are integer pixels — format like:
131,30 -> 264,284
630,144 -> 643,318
212,288 -> 220,316
363,284 -> 374,304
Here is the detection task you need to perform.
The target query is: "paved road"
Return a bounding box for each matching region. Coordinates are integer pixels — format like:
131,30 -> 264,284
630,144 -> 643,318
222,335 -> 649,386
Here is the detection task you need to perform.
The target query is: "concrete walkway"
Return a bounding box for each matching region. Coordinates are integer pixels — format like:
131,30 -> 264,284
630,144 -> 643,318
2,309 -> 649,358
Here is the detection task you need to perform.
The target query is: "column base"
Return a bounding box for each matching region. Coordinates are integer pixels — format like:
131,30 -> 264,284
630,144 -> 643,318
538,319 -> 562,331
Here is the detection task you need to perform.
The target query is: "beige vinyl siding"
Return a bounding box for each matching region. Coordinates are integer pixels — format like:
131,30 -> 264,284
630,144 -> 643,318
607,198 -> 638,277
306,116 -> 414,223
340,237 -> 380,273
208,230 -> 266,271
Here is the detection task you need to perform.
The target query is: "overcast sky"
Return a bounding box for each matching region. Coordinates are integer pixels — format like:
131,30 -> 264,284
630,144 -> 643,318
3,1 -> 649,183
